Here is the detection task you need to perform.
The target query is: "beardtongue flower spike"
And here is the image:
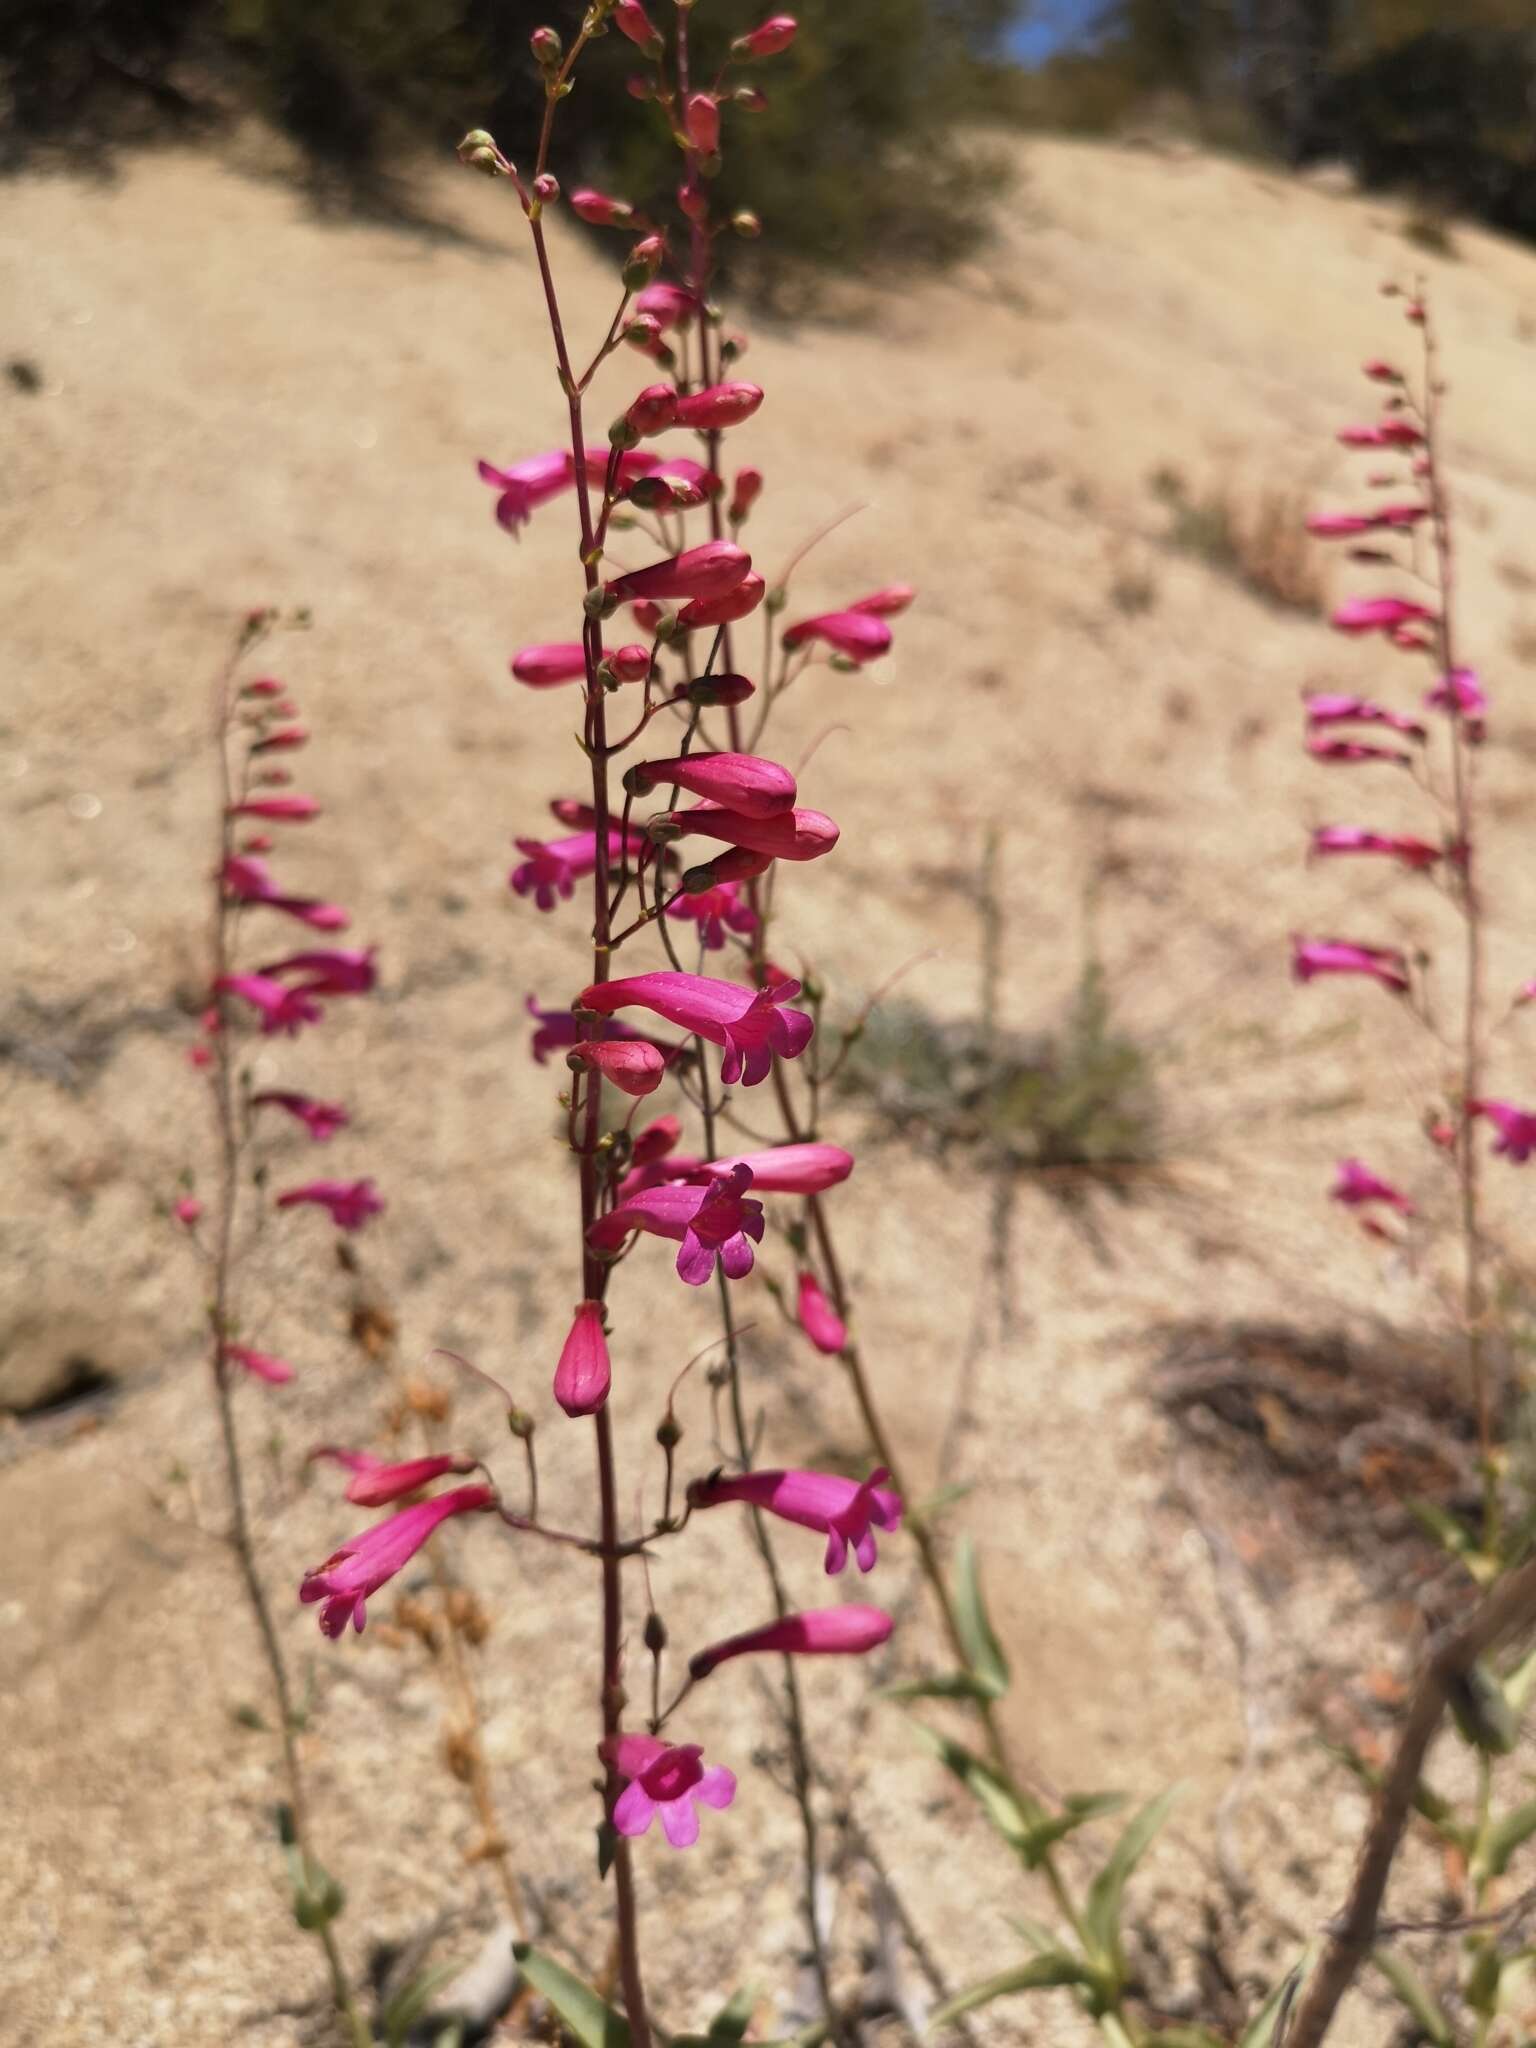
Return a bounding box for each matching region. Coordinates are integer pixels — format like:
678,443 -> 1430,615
225,1344 -> 295,1385
687,1467 -> 902,1574
1331,596 -> 1436,636
672,382 -> 764,432
228,794 -> 321,822
678,573 -> 767,629
1469,1100 -> 1536,1164
781,610 -> 893,663
606,541 -> 751,604
1331,1158 -> 1416,1215
627,750 -> 795,819
578,969 -> 813,1086
587,1167 -> 765,1285
214,973 -> 325,1036
299,1485 -> 497,1638
1303,693 -> 1427,739
567,1040 -> 666,1097
699,1142 -> 854,1194
276,1178 -> 386,1231
1310,827 -> 1442,871
797,1270 -> 847,1354
222,855 -> 350,932
310,1448 -> 480,1506
1291,937 -> 1411,993
250,1090 -> 351,1141
689,1604 -> 894,1680
664,803 -> 838,863
603,1734 -> 737,1848
258,948 -> 377,996
554,1300 -> 612,1417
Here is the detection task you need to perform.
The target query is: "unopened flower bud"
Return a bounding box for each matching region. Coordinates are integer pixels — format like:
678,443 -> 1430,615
624,383 -> 676,437
684,92 -> 721,153
457,131 -> 505,177
584,585 -> 619,621
627,73 -> 654,100
684,671 -> 755,707
572,189 -> 636,229
656,1413 -> 683,1449
733,84 -> 768,111
733,14 -> 797,57
729,465 -> 764,523
625,312 -> 664,350
731,210 -> 761,239
678,180 -> 708,223
644,1609 -> 669,1652
623,233 -> 665,292
609,644 -> 651,682
608,413 -> 643,450
613,0 -> 665,55
530,25 -> 562,65
533,172 -> 560,203
680,862 -> 720,893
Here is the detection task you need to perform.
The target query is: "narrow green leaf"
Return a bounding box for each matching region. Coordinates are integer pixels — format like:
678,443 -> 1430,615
1082,1786 -> 1182,1986
1406,1500 -> 1476,1561
514,1944 -> 631,2048
1149,2029 -> 1226,2048
1473,1797 -> 1536,1884
1370,1948 -> 1453,2046
881,1672 -> 1002,1704
1019,1793 -> 1129,1868
953,1536 -> 1010,1699
1236,1952 -> 1311,2048
705,1986 -> 757,2043
907,1722 -> 1042,1846
929,1954 -> 1095,2030
384,1961 -> 463,2047
1009,1915 -> 1065,1955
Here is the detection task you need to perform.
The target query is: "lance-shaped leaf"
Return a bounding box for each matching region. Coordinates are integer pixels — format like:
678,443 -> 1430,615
953,1536 -> 1010,1699
383,1960 -> 464,2047
1370,1947 -> 1453,2045
1082,1786 -> 1182,1989
1237,1949 -> 1313,2048
881,1670 -> 1005,1705
1472,1797 -> 1536,1885
513,1944 -> 630,2048
1017,1792 -> 1129,1870
928,1953 -> 1100,2031
907,1722 -> 1042,1847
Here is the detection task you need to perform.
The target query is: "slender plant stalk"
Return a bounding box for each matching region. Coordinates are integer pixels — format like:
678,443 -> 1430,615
205,639 -> 372,2048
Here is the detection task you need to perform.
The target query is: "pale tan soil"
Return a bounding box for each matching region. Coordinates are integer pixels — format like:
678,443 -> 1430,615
6,126 -> 1536,2048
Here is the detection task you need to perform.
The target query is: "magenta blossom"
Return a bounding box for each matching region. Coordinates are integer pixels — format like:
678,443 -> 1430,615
174,1195 -> 203,1228
250,1090 -> 350,1141
1303,693 -> 1426,739
689,1604 -> 893,1680
1470,1100 -> 1536,1164
665,803 -> 838,863
698,1142 -> 854,1194
588,1164 -> 764,1285
524,996 -> 662,1066
215,973 -> 324,1037
1331,1157 -> 1415,1215
1337,421 -> 1424,448
1311,827 -> 1440,871
689,1467 -> 902,1574
578,970 -> 812,1086
849,583 -> 916,617
667,878 -> 757,951
229,794 -> 321,822
222,855 -> 349,932
310,1447 -> 479,1506
1291,937 -> 1410,994
511,644 -> 589,688
797,1270 -> 848,1354
673,381 -> 763,431
1307,506 -> 1425,538
782,609 -> 893,663
477,450 -> 575,534
629,750 -> 795,819
554,1300 -> 612,1417
225,1344 -> 295,1385
259,947 -> 377,995
568,1039 -> 666,1097
1426,667 -> 1487,730
300,1484 -> 496,1637
677,573 -> 768,629
1330,596 -> 1436,636
511,829 -> 649,912
1306,736 -> 1411,767
604,1734 -> 736,1848
634,281 -> 699,331
606,541 -> 751,605
276,1177 -> 386,1231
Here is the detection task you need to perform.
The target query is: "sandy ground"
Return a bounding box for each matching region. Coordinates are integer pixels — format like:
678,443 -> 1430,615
7,123 -> 1536,2047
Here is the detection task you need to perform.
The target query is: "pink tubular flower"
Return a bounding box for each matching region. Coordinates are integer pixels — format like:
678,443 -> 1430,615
1470,1100 -> 1536,1164
673,382 -> 763,431
252,724 -> 307,753
782,609 -> 893,663
606,541 -> 751,604
568,1039 -> 666,1097
699,1142 -> 853,1194
588,1164 -> 765,1285
214,973 -> 324,1036
1426,667 -> 1487,727
1331,596 -> 1436,635
729,466 -> 764,523
244,676 -> 285,698
797,1270 -> 847,1354
1337,421 -> 1425,448
1303,693 -> 1426,739
1306,736 -> 1411,767
678,572 -> 767,629
1307,506 -> 1425,538
850,584 -> 916,616
511,829 -> 649,912
300,1484 -> 496,1638
225,1344 -> 295,1385
477,450 -> 575,535
666,802 -> 838,864
613,0 -> 663,50
1331,1157 -> 1415,1215
1291,937 -> 1410,993
626,383 -> 678,437
571,188 -> 636,228
630,750 -> 795,818
524,996 -> 662,1066
222,855 -> 350,932
684,93 -> 721,153
578,970 -> 812,1087
276,1177 -> 385,1231
258,947 -> 377,996
734,13 -> 798,56
1311,827 -> 1441,871
634,281 -> 699,331
1364,359 -> 1401,382
310,1447 -> 479,1506
688,1466 -> 901,1574
604,1735 -> 736,1848
668,877 -> 757,951
554,1300 -> 612,1417
689,1604 -> 893,1680
228,794 -> 321,822
511,644 -> 588,687
250,1090 -> 350,1141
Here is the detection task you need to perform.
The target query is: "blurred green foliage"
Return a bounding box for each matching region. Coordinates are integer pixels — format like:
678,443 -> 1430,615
0,0 -> 1022,284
